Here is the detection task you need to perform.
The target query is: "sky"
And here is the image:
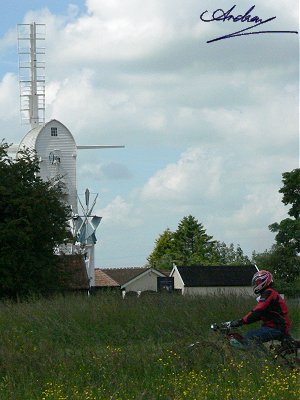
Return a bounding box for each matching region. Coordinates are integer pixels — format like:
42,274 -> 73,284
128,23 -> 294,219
0,0 -> 299,267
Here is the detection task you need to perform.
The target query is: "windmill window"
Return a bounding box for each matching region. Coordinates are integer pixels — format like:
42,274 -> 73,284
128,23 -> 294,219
51,127 -> 58,137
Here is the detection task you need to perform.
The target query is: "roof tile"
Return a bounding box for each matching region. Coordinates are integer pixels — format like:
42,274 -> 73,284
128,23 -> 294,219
100,267 -> 149,286
94,269 -> 120,287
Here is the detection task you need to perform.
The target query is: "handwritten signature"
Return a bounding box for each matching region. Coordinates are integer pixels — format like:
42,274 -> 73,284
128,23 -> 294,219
200,5 -> 298,43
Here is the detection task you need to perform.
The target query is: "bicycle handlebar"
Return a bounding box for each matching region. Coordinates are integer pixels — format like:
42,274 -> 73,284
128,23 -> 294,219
211,321 -> 234,332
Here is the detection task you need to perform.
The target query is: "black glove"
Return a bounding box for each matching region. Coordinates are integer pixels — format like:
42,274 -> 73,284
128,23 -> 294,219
230,319 -> 243,328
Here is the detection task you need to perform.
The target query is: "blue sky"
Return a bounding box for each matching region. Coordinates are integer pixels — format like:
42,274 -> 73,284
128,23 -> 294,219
0,0 -> 299,267
0,1 -> 82,34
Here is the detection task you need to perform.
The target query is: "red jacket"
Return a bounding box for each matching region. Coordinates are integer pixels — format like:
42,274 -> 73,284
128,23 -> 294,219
242,287 -> 291,334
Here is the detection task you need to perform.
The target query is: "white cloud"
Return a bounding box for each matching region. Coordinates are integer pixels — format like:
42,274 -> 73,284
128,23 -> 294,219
97,195 -> 141,227
0,0 -> 297,266
48,1 -> 176,64
227,186 -> 286,228
80,162 -> 132,180
207,183 -> 289,255
0,28 -> 16,52
0,73 -> 19,120
141,147 -> 223,202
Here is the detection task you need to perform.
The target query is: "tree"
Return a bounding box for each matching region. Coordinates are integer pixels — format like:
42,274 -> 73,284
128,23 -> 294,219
0,142 -> 72,299
213,241 -> 251,265
147,215 -> 250,269
269,168 -> 300,253
253,169 -> 300,295
172,215 -> 215,265
147,228 -> 174,270
252,245 -> 300,296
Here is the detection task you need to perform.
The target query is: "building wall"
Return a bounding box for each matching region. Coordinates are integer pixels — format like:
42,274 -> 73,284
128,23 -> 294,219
36,120 -> 77,213
172,268 -> 184,290
124,271 -> 160,292
183,286 -> 253,296
171,267 -> 253,296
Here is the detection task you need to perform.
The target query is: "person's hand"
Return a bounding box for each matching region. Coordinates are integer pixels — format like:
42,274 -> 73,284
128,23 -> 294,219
230,319 -> 243,328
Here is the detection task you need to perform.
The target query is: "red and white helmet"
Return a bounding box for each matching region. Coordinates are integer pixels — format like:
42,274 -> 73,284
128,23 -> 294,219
252,270 -> 273,294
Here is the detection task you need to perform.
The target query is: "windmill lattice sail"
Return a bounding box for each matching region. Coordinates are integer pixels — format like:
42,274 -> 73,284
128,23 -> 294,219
17,23 -> 45,127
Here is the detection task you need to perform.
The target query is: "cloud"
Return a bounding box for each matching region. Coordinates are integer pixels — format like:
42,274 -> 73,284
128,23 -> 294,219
47,1 -> 177,65
141,147 -> 223,202
208,183 -> 289,255
0,0 -> 297,266
97,195 -> 141,227
80,161 -> 132,180
0,28 -> 16,52
0,73 -> 19,120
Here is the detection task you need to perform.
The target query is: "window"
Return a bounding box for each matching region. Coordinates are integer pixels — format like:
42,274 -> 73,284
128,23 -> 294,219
51,127 -> 58,137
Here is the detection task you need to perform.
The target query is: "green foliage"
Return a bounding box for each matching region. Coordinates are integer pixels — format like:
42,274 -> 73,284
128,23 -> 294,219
269,218 -> 300,253
253,169 -> 299,294
0,293 -> 298,399
147,228 -> 174,270
172,215 -> 216,265
252,168 -> 300,295
213,241 -> 251,265
148,215 -> 250,269
279,169 -> 300,219
269,169 -> 300,253
0,142 -> 72,299
252,245 -> 300,297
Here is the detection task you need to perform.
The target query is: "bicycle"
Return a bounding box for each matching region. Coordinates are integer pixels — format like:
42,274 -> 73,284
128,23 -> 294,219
210,321 -> 300,370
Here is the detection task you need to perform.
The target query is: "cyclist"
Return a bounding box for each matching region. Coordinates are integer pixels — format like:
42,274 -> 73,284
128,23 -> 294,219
230,270 -> 291,347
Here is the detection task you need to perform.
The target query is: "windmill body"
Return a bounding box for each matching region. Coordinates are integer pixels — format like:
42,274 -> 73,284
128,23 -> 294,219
18,119 -> 78,213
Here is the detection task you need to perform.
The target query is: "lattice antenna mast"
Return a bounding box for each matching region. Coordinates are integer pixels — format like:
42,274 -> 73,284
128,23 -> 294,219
17,23 -> 45,128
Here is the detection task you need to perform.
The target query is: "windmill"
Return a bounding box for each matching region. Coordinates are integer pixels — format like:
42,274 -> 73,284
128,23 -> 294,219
14,22 -> 125,288
73,189 -> 102,287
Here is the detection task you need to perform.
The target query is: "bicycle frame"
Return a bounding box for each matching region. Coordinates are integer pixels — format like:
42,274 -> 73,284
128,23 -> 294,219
211,322 -> 244,349
211,322 -> 300,369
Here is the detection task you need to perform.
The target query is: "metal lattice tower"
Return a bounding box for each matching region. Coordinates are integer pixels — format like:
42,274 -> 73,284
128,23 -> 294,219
17,23 -> 46,127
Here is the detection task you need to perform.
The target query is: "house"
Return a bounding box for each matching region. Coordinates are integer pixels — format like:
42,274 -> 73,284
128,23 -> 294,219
170,264 -> 258,296
94,267 -> 167,293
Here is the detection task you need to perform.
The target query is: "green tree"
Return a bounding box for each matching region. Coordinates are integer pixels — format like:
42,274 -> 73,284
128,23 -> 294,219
253,169 -> 300,296
213,241 -> 251,265
0,142 -> 72,299
252,245 -> 300,296
147,228 -> 174,270
172,215 -> 215,265
148,215 -> 250,270
269,169 -> 300,253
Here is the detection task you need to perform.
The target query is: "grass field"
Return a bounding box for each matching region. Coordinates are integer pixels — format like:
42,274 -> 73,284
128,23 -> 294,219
0,292 -> 299,399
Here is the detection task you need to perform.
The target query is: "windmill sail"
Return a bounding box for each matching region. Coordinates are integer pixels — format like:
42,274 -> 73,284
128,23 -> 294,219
17,23 -> 45,127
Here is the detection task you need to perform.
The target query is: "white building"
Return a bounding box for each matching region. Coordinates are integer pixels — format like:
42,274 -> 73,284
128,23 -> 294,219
170,265 -> 257,296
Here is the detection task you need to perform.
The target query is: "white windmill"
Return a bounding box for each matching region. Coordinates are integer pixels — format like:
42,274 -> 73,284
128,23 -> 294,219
14,22 -> 125,288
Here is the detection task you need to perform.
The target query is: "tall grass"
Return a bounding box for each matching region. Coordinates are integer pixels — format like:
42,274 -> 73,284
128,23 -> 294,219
0,292 -> 299,399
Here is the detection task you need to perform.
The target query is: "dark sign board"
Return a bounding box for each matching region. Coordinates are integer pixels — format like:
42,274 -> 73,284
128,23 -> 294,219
157,276 -> 174,292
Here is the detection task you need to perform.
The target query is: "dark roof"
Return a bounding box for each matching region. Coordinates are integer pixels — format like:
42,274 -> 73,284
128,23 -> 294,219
176,265 -> 257,287
158,270 -> 171,277
100,267 -> 149,286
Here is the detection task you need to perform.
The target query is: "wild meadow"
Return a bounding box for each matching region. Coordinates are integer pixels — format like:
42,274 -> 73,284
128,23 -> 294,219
0,292 -> 299,400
